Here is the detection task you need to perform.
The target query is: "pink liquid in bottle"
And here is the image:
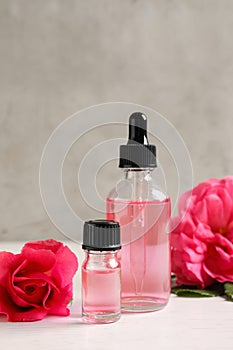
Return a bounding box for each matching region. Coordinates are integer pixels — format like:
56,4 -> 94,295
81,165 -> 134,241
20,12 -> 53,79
82,267 -> 121,315
107,197 -> 171,312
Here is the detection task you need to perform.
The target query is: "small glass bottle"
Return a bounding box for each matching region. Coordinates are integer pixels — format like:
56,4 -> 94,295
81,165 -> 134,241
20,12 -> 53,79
106,112 -> 171,313
82,220 -> 121,324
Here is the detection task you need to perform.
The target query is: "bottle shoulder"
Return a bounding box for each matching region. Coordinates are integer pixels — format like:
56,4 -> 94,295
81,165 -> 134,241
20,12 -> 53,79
82,252 -> 121,271
107,175 -> 169,202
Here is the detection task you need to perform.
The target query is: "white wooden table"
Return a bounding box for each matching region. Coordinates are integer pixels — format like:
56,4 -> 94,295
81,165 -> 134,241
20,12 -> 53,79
1,242 -> 233,350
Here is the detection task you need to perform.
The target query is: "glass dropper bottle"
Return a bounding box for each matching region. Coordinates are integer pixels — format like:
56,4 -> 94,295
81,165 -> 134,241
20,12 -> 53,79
107,112 -> 171,312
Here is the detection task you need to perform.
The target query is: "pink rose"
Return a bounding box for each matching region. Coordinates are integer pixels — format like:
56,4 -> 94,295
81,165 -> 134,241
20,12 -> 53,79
0,239 -> 78,322
171,176 -> 233,288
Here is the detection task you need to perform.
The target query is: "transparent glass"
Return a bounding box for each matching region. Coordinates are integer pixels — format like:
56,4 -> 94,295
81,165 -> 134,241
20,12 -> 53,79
106,169 -> 171,312
82,250 -> 121,323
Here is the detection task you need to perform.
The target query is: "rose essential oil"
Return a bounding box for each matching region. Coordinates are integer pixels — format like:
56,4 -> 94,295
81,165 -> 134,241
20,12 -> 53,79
82,220 -> 121,324
106,112 -> 171,312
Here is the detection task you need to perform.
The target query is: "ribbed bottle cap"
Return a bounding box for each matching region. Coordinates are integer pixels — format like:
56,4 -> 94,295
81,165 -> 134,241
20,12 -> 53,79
82,220 -> 121,251
119,112 -> 157,168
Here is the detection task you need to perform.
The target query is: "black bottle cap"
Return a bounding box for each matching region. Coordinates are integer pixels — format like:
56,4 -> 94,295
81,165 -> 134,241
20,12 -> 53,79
119,112 -> 157,168
82,220 -> 121,251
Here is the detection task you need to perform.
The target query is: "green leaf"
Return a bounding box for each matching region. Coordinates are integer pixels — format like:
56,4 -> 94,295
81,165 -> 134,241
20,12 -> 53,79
172,288 -> 219,298
224,283 -> 233,301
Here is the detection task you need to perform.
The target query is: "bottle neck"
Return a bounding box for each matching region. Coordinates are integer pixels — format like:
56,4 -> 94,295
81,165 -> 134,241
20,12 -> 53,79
83,250 -> 120,268
84,249 -> 119,256
121,168 -> 154,201
83,250 -> 119,263
123,168 -> 153,180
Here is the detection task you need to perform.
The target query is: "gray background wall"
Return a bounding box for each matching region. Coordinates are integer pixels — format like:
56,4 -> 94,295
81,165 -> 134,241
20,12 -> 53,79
1,0 -> 233,241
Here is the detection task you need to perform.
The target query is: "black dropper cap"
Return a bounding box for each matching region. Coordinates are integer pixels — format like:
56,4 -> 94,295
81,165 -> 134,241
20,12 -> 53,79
119,112 -> 157,168
82,220 -> 121,251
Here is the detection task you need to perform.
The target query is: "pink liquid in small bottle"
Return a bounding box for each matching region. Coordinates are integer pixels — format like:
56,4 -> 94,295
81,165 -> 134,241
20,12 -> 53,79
82,267 -> 121,315
107,198 -> 171,312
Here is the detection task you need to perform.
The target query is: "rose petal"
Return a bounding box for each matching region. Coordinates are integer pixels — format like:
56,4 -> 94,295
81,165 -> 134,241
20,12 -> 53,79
22,241 -> 78,288
192,199 -> 208,224
20,248 -> 56,273
13,273 -> 59,292
52,245 -> 78,287
172,250 -> 213,288
22,239 -> 63,255
195,222 -> 215,242
0,285 -> 47,322
0,252 -> 16,281
205,192 -> 231,230
204,234 -> 233,282
216,187 -> 233,221
184,262 -> 214,288
192,180 -> 214,199
13,279 -> 48,305
46,284 -> 72,316
7,272 -> 40,309
227,220 -> 233,241
182,248 -> 204,264
222,176 -> 233,194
